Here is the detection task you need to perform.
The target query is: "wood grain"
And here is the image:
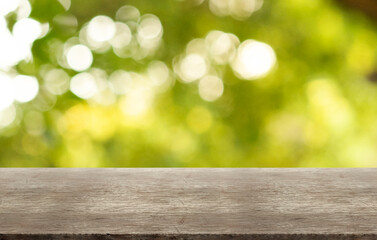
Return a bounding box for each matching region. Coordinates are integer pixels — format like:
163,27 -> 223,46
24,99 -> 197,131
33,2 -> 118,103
0,169 -> 377,239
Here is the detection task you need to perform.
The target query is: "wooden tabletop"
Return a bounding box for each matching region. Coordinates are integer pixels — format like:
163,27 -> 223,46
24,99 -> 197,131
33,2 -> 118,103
0,168 -> 377,239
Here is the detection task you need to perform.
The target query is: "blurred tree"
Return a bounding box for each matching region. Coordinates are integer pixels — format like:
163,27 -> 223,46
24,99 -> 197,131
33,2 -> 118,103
1,0 -> 377,167
336,0 -> 377,21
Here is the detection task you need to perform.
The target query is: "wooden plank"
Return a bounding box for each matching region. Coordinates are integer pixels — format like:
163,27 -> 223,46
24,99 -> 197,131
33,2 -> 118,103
0,169 -> 377,239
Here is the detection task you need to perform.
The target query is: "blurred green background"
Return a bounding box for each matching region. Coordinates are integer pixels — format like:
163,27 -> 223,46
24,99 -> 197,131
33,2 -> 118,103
1,0 -> 377,167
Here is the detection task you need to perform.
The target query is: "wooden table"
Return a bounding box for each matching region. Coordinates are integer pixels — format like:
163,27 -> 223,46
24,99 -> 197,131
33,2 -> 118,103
0,168 -> 377,239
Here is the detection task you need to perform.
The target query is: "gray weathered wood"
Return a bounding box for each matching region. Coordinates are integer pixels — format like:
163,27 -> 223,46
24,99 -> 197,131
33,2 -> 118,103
0,168 -> 377,239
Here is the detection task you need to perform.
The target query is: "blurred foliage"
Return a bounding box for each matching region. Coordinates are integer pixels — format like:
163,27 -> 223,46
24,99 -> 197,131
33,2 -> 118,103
1,0 -> 377,167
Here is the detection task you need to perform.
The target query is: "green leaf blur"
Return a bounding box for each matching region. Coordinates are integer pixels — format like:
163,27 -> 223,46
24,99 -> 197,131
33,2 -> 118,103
1,0 -> 377,167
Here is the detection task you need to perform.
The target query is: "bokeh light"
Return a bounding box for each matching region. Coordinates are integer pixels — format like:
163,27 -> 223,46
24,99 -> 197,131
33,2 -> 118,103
43,68 -> 70,95
178,54 -> 208,82
57,0 -> 71,10
13,75 -> 39,103
209,0 -> 263,20
205,30 -> 239,65
198,75 -> 224,101
116,5 -> 140,22
70,72 -> 97,99
147,61 -> 171,87
120,90 -> 152,117
0,105 -> 17,129
109,70 -> 133,95
66,44 -> 93,71
0,14 -> 45,71
0,73 -> 14,111
0,0 -> 20,16
137,14 -> 163,49
87,15 -> 116,43
231,40 -> 276,80
13,18 -> 42,44
110,22 -> 132,49
17,0 -> 31,19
